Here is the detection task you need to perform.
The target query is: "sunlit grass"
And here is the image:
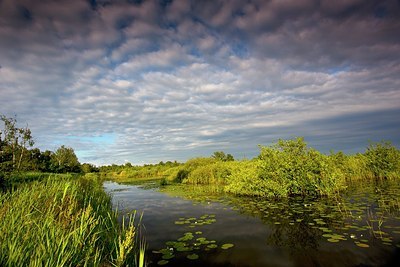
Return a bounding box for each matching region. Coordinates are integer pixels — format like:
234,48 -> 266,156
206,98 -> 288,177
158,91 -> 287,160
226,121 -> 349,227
0,175 -> 144,267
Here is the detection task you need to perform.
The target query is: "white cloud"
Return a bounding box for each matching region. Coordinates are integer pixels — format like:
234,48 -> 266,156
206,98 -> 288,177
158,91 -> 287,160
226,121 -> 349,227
1,0 -> 399,165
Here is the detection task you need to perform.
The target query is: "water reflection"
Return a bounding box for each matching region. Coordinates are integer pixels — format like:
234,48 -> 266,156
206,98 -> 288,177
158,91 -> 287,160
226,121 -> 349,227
104,181 -> 400,266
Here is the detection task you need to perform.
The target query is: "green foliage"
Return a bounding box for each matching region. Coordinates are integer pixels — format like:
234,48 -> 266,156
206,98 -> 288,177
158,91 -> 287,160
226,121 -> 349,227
225,160 -> 289,198
184,157 -> 217,171
81,163 -> 99,173
364,141 -> 400,179
174,169 -> 189,183
169,157 -> 216,184
100,161 -> 183,183
0,115 -> 34,171
225,138 -> 348,197
212,151 -> 234,162
1,114 -> 83,174
256,138 -> 346,196
0,175 -> 144,267
185,162 -> 233,185
51,145 -> 81,173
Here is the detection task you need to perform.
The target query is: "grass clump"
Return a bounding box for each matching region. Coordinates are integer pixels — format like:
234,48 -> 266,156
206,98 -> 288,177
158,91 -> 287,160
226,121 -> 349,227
0,175 -> 144,267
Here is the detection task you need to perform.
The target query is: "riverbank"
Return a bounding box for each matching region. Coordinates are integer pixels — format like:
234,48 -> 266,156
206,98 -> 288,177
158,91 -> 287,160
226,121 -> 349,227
0,173 -> 144,267
100,138 -> 400,198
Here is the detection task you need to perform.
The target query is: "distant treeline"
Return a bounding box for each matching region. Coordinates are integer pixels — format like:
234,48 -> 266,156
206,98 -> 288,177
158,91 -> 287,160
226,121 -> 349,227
102,138 -> 400,198
0,115 -> 98,176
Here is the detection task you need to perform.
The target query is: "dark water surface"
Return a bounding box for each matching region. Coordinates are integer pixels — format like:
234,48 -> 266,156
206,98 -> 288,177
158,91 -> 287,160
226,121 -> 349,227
103,181 -> 400,267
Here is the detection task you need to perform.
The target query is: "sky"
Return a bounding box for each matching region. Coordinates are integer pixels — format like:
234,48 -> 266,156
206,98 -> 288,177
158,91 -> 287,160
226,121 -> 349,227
1,0 -> 400,166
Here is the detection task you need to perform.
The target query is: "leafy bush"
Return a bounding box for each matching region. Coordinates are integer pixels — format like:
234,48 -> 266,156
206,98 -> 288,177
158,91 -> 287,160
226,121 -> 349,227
185,162 -> 233,185
257,138 -> 346,196
364,141 -> 400,179
175,169 -> 189,183
225,160 -> 288,198
225,138 -> 347,197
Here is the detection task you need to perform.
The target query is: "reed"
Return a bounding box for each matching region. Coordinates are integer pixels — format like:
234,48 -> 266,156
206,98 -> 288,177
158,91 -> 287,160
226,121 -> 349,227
0,175 -> 144,267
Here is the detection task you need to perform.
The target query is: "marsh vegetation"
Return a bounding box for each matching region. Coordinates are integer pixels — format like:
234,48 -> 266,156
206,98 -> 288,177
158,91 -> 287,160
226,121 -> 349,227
0,174 -> 144,267
2,115 -> 400,266
101,137 -> 400,198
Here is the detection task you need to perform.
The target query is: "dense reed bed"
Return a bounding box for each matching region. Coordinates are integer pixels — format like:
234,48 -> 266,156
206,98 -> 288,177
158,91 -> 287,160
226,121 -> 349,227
0,174 -> 144,267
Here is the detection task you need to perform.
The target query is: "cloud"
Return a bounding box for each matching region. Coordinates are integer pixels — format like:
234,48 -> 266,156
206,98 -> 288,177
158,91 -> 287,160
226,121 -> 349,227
1,0 -> 399,165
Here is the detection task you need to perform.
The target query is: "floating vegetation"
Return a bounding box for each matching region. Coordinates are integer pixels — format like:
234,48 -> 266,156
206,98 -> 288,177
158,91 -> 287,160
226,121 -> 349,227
187,253 -> 199,260
221,243 -> 234,249
153,179 -> 400,266
154,214 -> 235,265
174,214 -> 217,227
355,242 -> 370,248
157,260 -> 169,265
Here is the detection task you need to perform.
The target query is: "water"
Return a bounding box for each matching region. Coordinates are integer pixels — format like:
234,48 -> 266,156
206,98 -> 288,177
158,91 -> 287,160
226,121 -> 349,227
103,181 -> 400,267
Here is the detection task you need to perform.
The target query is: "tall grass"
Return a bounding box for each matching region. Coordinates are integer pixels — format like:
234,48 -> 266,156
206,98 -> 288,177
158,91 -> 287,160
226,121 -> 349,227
1,172 -> 79,190
0,175 -> 144,267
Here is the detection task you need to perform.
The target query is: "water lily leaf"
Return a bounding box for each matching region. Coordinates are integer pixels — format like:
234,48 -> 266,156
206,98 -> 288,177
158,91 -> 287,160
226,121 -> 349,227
356,243 -> 369,248
157,260 -> 169,265
187,253 -> 199,260
177,246 -> 192,252
162,254 -> 174,260
327,238 -> 340,243
159,248 -> 171,254
221,243 -> 234,249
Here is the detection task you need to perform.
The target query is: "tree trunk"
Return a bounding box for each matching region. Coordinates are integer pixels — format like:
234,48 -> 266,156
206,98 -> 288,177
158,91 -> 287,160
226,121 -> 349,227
17,147 -> 24,171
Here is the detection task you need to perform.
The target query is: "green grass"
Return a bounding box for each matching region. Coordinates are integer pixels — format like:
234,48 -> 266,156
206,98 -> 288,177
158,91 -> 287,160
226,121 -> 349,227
1,171 -> 80,190
0,174 -> 144,267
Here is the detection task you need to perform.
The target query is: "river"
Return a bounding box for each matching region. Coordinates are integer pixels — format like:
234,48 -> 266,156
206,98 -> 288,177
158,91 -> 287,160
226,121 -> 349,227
103,180 -> 400,267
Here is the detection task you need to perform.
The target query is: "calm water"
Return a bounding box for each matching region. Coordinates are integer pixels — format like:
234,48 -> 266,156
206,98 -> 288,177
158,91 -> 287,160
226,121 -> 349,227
103,181 -> 400,267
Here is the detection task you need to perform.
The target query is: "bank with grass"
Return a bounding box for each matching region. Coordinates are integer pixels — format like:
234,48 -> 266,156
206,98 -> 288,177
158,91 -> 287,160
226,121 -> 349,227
101,138 -> 400,198
0,173 -> 144,267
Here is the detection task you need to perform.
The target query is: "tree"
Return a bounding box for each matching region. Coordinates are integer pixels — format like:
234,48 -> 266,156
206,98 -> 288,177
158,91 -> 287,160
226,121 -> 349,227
51,145 -> 81,173
212,151 -> 234,162
81,163 -> 99,173
0,115 -> 34,171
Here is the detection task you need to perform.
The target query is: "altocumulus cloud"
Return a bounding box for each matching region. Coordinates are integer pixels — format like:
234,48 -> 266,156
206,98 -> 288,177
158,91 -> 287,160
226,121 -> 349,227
0,0 -> 399,165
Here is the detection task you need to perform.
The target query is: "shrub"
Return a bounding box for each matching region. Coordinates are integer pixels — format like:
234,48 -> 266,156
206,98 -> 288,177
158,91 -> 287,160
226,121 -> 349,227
224,160 -> 288,198
226,138 -> 347,198
364,141 -> 400,179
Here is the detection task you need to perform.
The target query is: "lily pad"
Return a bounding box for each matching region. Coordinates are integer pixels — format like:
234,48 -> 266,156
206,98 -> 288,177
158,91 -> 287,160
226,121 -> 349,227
187,253 -> 199,260
327,238 -> 340,243
355,243 -> 369,248
162,254 -> 174,260
221,243 -> 234,249
177,246 -> 192,252
157,260 -> 169,265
